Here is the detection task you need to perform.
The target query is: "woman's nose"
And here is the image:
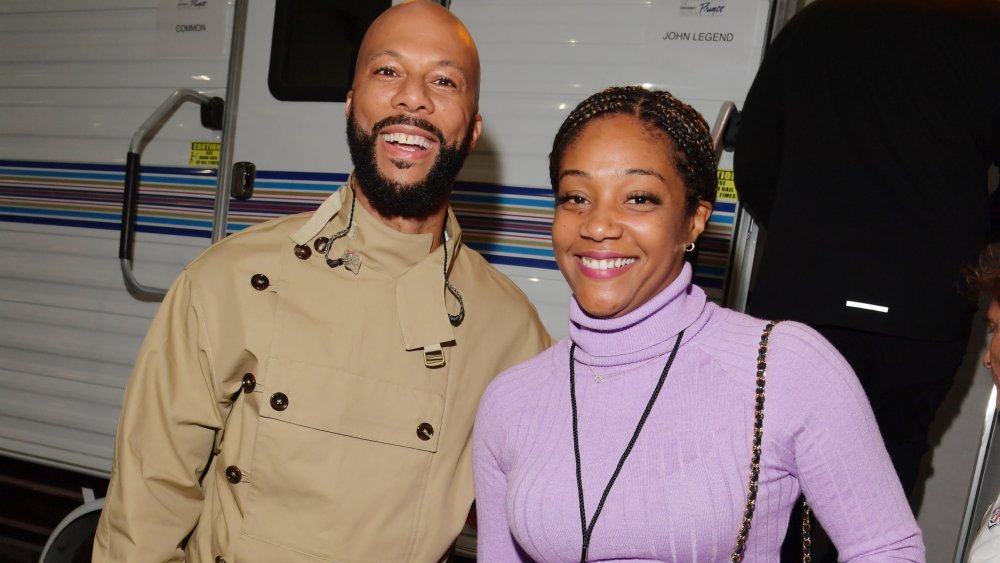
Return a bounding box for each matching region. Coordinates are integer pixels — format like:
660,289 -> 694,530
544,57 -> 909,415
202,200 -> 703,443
580,207 -> 622,241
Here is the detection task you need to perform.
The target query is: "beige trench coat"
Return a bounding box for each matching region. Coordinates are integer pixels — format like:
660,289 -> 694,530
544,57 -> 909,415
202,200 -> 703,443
93,186 -> 552,562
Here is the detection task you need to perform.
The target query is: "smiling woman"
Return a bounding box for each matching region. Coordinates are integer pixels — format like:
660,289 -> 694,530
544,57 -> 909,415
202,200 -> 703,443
551,112 -> 712,319
471,86 -> 925,562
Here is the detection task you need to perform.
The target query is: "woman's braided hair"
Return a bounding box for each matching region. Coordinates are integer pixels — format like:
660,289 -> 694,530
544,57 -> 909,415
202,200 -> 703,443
549,85 -> 718,215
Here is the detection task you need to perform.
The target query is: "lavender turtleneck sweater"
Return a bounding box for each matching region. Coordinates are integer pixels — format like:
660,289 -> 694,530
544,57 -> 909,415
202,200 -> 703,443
472,265 -> 924,562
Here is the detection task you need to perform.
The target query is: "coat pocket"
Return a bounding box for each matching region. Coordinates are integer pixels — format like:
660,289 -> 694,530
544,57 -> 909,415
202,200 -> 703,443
241,358 -> 445,561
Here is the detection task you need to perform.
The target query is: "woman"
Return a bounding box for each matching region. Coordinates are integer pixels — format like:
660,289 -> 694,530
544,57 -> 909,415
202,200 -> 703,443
472,86 -> 924,562
965,243 -> 1000,562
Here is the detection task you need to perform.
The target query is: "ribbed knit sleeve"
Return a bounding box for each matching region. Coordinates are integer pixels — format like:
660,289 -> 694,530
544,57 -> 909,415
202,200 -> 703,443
472,353 -> 542,563
696,313 -> 924,562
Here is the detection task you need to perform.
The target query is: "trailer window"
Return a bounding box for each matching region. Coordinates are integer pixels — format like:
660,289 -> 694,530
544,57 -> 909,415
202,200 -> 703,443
268,0 -> 391,102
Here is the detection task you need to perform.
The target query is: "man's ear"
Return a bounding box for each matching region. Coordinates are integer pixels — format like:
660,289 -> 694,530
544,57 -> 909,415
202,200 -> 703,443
345,91 -> 353,119
468,113 -> 483,151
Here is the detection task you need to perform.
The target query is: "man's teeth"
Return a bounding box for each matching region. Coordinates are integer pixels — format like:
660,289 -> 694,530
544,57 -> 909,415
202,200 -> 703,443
382,132 -> 432,149
580,257 -> 636,270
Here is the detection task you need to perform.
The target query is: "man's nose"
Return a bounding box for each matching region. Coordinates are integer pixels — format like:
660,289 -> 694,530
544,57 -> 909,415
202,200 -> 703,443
392,75 -> 434,114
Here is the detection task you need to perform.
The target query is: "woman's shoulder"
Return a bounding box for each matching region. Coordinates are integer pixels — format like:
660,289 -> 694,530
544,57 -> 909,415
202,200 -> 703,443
475,338 -> 570,443
694,305 -> 856,391
480,338 -> 569,407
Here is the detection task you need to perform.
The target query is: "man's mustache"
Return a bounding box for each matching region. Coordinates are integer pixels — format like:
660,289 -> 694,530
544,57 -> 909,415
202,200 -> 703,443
372,115 -> 445,145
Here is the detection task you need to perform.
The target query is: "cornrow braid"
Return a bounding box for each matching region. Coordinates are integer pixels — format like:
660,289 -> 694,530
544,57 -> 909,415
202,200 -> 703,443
549,85 -> 718,215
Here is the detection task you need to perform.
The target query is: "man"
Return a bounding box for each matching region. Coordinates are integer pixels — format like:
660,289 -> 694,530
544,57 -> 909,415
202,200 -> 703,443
735,0 -> 1000,558
93,2 -> 551,561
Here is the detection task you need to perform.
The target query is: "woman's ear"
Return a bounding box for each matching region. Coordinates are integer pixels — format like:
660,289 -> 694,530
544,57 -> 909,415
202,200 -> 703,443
687,199 -> 714,242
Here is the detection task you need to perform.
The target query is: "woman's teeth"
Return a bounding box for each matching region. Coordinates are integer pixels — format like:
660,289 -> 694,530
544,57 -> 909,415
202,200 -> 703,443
580,256 -> 636,270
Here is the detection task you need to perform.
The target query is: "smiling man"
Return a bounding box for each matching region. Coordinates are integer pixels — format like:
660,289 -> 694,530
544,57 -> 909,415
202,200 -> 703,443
93,2 -> 551,562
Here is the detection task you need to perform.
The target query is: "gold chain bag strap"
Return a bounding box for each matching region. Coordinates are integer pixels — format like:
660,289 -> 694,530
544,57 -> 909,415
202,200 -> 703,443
730,321 -> 812,562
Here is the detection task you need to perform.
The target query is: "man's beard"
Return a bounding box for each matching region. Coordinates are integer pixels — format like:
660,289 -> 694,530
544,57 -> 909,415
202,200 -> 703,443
346,109 -> 474,219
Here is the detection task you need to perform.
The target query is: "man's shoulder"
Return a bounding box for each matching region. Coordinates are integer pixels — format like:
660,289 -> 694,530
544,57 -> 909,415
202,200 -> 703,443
453,245 -> 534,306
184,212 -> 311,277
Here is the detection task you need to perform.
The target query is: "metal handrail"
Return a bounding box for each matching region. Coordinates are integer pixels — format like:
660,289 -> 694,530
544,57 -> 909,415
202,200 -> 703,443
711,101 -> 739,162
119,89 -> 219,300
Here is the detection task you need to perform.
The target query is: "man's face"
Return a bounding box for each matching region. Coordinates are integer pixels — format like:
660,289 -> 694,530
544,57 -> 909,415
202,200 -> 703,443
346,108 -> 474,218
345,3 -> 482,218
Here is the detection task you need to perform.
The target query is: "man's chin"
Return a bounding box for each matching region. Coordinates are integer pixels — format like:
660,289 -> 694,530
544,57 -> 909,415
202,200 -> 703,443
377,162 -> 434,186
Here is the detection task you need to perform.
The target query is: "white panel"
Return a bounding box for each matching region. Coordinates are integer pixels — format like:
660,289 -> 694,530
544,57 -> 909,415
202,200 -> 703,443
0,222 -> 208,474
0,1 -> 158,14
0,1 -> 230,166
454,0 -> 770,187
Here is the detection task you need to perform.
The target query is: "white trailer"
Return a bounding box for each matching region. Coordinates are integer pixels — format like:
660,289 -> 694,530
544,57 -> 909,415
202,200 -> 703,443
0,0 -> 805,560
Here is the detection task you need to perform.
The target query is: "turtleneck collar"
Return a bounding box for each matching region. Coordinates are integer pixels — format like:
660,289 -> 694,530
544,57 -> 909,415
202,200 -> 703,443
291,180 -> 463,279
348,191 -> 437,277
290,179 -> 465,354
568,262 -> 707,367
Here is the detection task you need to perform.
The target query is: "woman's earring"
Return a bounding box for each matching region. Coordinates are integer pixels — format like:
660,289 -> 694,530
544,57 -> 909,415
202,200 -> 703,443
685,242 -> 695,252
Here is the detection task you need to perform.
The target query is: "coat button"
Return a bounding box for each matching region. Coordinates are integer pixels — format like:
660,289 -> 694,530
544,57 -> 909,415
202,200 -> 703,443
293,244 -> 312,260
270,392 -> 289,411
215,557 -> 227,563
416,422 -> 434,441
241,373 -> 256,393
225,465 -> 242,484
250,273 -> 269,291
314,237 -> 329,253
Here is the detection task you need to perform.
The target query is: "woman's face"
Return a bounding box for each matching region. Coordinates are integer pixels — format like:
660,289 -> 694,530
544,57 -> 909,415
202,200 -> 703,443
552,114 -> 712,318
984,300 -> 1000,405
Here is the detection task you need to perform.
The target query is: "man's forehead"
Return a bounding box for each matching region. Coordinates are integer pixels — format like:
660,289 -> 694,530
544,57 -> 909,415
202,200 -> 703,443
359,4 -> 478,65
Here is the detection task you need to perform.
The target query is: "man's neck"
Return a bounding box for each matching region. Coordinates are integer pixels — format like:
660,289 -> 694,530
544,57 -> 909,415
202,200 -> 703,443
353,186 -> 448,250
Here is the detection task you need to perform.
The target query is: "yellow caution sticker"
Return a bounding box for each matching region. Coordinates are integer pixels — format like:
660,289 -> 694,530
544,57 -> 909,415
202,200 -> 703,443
189,141 -> 221,166
716,169 -> 737,201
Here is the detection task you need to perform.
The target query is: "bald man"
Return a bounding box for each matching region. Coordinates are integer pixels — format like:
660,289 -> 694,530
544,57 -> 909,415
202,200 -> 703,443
93,3 -> 551,562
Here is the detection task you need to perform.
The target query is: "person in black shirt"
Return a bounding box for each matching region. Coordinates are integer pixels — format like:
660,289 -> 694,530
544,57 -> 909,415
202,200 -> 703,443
735,0 -> 1000,558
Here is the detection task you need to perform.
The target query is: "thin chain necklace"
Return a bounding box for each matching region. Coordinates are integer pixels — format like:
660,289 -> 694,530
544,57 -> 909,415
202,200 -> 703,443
569,330 -> 684,563
586,354 -> 662,384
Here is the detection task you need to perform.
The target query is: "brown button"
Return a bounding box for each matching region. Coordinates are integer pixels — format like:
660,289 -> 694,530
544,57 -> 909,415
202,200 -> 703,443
270,392 -> 289,411
225,465 -> 242,484
314,237 -> 329,253
215,557 -> 226,563
293,244 -> 312,260
241,373 -> 256,393
250,273 -> 269,291
416,422 -> 434,441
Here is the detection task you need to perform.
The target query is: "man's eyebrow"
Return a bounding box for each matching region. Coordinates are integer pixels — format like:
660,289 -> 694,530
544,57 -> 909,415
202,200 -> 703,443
366,50 -> 468,75
557,168 -> 666,181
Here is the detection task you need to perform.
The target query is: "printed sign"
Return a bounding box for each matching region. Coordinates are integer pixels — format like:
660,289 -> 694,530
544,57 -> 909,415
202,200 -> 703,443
716,169 -> 737,201
189,141 -> 221,166
643,0 -> 770,100
158,0 -> 228,57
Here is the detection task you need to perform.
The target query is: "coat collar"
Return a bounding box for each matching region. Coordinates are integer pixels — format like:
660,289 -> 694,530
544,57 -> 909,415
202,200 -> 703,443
290,178 -> 464,357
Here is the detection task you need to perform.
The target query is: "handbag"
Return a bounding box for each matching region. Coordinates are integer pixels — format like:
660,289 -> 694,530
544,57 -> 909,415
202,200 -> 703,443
730,320 -> 812,563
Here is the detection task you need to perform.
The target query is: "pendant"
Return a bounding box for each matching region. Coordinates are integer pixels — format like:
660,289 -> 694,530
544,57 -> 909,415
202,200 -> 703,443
343,249 -> 361,274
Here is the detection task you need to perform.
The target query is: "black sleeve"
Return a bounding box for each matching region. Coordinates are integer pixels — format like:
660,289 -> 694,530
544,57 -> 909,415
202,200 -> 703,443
733,35 -> 787,229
